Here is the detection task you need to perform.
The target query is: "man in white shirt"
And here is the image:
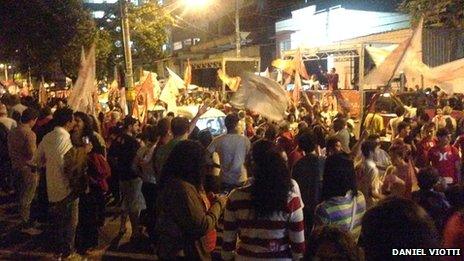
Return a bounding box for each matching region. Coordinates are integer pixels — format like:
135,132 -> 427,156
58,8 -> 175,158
36,108 -> 89,258
0,103 -> 17,130
208,113 -> 251,192
367,134 -> 391,176
9,95 -> 27,118
359,140 -> 384,209
388,106 -> 405,139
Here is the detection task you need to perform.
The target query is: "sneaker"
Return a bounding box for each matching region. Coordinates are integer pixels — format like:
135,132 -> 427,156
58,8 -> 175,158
21,226 -> 42,236
65,252 -> 86,261
19,222 -> 43,236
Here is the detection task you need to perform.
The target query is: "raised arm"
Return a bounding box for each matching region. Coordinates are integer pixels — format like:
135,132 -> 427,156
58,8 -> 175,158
189,102 -> 211,135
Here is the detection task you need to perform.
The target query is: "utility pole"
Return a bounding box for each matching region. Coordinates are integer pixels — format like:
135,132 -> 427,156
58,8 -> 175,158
120,0 -> 135,111
235,0 -> 240,57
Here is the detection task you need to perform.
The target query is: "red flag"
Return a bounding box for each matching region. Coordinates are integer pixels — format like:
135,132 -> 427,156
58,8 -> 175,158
293,49 -> 310,80
293,73 -> 301,104
132,73 -> 153,124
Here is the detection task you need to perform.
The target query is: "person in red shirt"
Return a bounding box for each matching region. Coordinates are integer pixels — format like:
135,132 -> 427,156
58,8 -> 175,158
276,122 -> 296,157
427,128 -> 461,184
415,122 -> 437,168
327,68 -> 339,91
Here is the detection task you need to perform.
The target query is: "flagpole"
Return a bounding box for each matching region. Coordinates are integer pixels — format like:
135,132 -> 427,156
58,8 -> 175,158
120,0 -> 135,113
235,0 -> 240,58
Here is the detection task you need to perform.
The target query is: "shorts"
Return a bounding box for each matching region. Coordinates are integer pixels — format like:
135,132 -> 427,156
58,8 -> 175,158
120,177 -> 146,213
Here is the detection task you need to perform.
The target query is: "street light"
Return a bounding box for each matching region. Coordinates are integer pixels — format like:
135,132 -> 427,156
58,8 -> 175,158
119,0 -> 241,106
181,0 -> 240,57
183,0 -> 210,9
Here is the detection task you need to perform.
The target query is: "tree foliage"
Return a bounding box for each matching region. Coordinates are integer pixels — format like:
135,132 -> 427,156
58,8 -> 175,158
0,0 -> 111,81
129,1 -> 173,67
399,0 -> 464,28
0,0 -> 172,82
100,0 -> 173,77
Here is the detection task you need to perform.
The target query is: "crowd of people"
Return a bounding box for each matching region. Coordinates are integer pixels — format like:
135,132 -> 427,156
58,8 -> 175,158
1,88 -> 464,261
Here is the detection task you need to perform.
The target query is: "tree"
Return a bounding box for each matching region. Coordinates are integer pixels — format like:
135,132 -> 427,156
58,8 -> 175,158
0,0 -> 111,82
399,0 -> 464,28
99,0 -> 173,80
399,0 -> 464,61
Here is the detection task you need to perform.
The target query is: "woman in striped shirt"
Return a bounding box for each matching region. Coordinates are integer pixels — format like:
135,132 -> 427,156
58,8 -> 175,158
222,140 -> 305,260
314,153 -> 366,241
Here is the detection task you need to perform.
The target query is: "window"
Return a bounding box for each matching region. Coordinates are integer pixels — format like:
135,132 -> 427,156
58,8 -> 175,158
92,11 -> 105,19
183,39 -> 192,46
280,39 -> 291,53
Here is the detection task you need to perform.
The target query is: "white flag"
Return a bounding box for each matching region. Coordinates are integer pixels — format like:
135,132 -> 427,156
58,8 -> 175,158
230,72 -> 288,122
166,67 -> 186,89
68,44 -> 97,115
159,69 -> 180,113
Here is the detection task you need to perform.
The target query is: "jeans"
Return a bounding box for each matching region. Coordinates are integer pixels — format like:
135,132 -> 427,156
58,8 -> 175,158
141,182 -> 158,241
49,197 -> 79,255
17,166 -> 39,223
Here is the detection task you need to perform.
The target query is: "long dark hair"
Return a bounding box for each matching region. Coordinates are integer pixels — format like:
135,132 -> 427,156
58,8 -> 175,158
74,111 -> 94,137
160,140 -> 206,190
321,153 -> 358,201
250,140 -> 292,218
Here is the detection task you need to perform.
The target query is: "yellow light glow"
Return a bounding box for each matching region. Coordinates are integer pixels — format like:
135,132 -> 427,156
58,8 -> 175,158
184,0 -> 209,8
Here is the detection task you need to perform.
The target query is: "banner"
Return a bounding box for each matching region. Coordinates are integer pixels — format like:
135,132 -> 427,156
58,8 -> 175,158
339,90 -> 361,118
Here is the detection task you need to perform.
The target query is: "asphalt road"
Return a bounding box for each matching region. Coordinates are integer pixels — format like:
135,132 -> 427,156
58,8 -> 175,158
0,191 -> 158,260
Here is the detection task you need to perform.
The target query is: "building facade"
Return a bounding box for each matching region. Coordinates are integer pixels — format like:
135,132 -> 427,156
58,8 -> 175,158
158,0 -> 307,78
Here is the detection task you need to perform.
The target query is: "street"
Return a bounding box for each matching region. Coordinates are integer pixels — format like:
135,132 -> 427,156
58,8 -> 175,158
0,191 -> 157,260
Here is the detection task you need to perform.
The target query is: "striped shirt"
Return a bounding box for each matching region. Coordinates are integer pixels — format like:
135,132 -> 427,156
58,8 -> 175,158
222,180 -> 305,261
314,191 -> 366,240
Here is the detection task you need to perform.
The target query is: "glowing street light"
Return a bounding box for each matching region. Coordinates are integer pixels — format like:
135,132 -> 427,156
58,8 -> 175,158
183,0 -> 210,9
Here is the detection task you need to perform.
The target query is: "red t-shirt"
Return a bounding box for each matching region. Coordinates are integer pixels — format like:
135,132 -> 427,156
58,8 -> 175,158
416,137 -> 437,167
428,145 -> 460,183
288,148 -> 304,168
